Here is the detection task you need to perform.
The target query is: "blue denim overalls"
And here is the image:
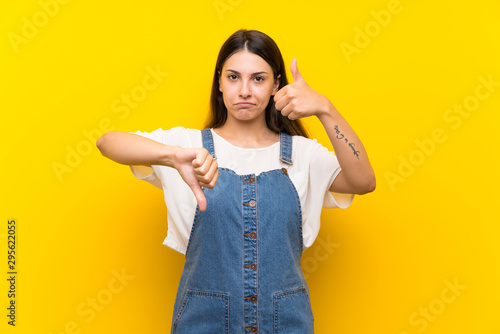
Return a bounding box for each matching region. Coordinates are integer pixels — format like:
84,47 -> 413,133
170,128 -> 314,334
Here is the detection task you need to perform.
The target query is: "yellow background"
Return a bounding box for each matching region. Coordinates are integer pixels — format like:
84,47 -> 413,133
2,0 -> 499,333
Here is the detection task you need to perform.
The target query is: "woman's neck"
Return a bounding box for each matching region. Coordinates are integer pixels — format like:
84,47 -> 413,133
213,118 -> 279,148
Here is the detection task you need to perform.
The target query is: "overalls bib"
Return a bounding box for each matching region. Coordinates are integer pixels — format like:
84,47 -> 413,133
170,128 -> 314,334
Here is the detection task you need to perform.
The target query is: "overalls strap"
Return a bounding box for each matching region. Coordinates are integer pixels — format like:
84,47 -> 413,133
279,132 -> 293,165
201,128 -> 217,160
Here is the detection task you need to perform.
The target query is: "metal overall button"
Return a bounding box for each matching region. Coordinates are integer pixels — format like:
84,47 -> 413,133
245,295 -> 258,303
245,263 -> 257,270
245,326 -> 258,333
244,231 -> 257,239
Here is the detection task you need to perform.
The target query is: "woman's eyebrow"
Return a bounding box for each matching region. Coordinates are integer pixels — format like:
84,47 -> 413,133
226,69 -> 268,75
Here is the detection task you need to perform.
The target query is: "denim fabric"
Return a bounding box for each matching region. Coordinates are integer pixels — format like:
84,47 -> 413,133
170,128 -> 314,334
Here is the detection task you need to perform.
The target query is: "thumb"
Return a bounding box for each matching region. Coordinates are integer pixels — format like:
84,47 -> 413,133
291,58 -> 304,82
190,182 -> 207,212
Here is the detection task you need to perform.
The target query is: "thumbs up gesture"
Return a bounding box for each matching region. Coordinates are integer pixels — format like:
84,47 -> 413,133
274,59 -> 332,120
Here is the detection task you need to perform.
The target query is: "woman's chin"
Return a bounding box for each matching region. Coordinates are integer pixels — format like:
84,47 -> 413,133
227,109 -> 264,122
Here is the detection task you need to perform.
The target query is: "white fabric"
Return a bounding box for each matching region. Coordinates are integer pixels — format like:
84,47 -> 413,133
128,126 -> 354,254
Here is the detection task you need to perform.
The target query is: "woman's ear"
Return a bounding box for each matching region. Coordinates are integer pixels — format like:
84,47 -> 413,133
272,74 -> 281,96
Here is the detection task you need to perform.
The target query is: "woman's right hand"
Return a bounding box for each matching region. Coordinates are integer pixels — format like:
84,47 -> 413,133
173,148 -> 219,212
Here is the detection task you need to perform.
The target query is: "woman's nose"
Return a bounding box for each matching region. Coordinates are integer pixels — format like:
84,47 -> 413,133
239,81 -> 251,97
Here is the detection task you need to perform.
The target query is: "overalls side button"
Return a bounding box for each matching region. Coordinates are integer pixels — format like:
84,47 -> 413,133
243,200 -> 257,207
245,295 -> 258,303
244,326 -> 258,333
244,231 -> 257,239
244,263 -> 257,270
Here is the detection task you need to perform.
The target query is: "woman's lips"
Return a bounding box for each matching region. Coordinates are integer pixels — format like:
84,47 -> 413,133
236,102 -> 255,108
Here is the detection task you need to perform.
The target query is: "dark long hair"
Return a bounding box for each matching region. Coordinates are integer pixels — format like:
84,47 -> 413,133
204,29 -> 309,138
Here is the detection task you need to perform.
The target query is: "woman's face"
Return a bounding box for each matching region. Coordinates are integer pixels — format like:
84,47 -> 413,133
219,50 -> 280,124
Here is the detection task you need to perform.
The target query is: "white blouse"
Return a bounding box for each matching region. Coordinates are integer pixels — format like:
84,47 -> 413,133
129,127 -> 354,254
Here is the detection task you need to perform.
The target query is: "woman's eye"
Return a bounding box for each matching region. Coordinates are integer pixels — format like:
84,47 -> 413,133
255,76 -> 264,82
228,75 -> 238,80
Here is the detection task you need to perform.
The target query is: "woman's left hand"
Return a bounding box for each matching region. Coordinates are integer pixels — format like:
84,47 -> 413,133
274,59 -> 332,120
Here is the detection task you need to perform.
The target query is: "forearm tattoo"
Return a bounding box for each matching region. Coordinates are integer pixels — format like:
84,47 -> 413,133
334,125 -> 360,159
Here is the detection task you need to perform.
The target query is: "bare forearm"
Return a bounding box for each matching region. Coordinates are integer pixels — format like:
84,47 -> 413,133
318,103 -> 375,193
96,131 -> 179,167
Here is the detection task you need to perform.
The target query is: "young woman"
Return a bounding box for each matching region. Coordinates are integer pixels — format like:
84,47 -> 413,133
97,29 -> 375,333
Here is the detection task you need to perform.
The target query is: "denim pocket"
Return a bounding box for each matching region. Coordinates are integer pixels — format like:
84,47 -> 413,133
274,287 -> 314,333
172,290 -> 229,334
